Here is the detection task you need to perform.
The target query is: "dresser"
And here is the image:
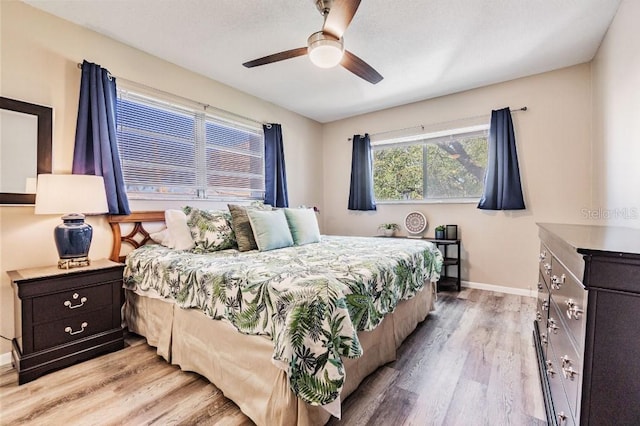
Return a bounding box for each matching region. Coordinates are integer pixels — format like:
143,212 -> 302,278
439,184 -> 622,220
534,223 -> 640,425
9,259 -> 125,384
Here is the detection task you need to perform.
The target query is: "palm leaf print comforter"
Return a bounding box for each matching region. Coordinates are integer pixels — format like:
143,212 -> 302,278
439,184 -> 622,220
123,236 -> 443,408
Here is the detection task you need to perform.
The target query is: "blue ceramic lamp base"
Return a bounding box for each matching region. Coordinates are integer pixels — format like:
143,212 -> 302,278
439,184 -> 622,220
55,213 -> 93,269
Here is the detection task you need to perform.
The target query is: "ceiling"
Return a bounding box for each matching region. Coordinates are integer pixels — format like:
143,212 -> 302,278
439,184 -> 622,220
24,0 -> 621,123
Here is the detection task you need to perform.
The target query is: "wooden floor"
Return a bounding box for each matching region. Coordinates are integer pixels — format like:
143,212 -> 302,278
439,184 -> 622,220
0,289 -> 546,425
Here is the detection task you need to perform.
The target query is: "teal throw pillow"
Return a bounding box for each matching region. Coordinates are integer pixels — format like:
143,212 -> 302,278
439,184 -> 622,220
284,208 -> 321,245
246,209 -> 294,251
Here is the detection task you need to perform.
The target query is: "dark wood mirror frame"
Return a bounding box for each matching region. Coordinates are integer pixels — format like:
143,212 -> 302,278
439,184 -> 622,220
0,97 -> 53,204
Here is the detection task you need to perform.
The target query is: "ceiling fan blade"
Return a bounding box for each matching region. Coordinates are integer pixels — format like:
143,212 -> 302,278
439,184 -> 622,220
322,0 -> 361,39
341,50 -> 383,84
242,47 -> 308,68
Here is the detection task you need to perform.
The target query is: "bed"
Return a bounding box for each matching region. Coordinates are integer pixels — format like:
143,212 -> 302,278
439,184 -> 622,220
108,210 -> 443,425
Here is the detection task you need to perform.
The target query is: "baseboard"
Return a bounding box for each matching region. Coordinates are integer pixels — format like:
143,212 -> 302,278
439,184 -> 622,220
1,351 -> 12,366
461,280 -> 536,298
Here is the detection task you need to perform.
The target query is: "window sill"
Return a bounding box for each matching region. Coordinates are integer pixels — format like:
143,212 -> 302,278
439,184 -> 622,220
375,198 -> 479,205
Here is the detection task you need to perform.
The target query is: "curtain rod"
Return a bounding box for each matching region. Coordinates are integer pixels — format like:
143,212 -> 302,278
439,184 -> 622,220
76,62 -> 268,127
347,106 -> 528,141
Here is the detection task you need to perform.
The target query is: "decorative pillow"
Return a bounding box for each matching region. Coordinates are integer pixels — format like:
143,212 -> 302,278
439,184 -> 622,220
246,209 -> 294,251
228,203 -> 272,252
284,208 -> 321,246
150,228 -> 172,248
183,206 -> 236,253
165,209 -> 195,250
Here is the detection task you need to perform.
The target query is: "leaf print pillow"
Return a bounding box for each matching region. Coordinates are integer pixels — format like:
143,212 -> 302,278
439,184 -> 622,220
183,206 -> 236,253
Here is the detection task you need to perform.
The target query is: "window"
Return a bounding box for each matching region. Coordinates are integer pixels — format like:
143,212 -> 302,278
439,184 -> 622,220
116,89 -> 264,201
372,125 -> 489,202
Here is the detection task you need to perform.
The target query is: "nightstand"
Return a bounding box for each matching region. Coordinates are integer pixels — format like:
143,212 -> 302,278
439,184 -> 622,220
9,259 -> 125,384
423,238 -> 461,291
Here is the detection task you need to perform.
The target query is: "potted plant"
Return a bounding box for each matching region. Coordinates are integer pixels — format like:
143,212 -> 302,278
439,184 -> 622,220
435,225 -> 446,240
378,223 -> 399,237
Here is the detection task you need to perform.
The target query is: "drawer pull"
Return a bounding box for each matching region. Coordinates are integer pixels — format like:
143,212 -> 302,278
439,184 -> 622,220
539,251 -> 547,262
544,263 -> 552,275
562,365 -> 579,380
565,299 -> 584,320
542,300 -> 549,311
64,293 -> 88,309
551,274 -> 565,290
545,360 -> 556,377
537,281 -> 543,291
540,333 -> 548,345
548,318 -> 559,334
536,311 -> 542,322
64,322 -> 88,336
557,411 -> 567,425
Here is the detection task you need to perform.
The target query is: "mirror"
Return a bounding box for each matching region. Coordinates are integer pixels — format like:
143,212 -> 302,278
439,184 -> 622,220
0,97 -> 52,204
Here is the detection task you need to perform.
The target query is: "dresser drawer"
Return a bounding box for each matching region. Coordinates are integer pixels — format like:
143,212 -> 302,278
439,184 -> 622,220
536,272 -> 550,358
549,301 -> 582,422
32,283 -> 114,324
539,243 -> 552,287
33,306 -> 114,352
546,342 -> 576,426
550,258 -> 588,351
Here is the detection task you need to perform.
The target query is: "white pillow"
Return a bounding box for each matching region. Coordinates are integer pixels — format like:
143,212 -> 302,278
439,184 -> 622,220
165,209 -> 195,250
150,228 -> 172,248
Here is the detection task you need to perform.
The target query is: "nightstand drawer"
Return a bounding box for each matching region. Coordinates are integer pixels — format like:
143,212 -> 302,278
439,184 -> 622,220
33,306 -> 114,352
32,284 -> 114,324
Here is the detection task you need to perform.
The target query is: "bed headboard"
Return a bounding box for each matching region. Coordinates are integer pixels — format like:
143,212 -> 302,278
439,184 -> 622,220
108,211 -> 166,262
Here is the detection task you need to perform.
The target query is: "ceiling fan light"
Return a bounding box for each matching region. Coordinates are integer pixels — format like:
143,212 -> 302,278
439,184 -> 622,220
307,32 -> 344,68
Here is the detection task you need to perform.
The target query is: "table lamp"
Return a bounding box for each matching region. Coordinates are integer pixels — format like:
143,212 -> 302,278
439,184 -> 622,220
35,174 -> 109,269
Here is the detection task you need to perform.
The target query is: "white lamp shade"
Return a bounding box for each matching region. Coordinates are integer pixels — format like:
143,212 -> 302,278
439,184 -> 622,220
35,174 -> 109,215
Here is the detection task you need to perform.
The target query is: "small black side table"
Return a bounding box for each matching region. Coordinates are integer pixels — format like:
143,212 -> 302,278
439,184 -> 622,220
9,259 -> 124,384
423,238 -> 461,291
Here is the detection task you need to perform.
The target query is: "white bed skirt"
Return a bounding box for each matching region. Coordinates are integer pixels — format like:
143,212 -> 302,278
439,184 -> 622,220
123,282 -> 436,426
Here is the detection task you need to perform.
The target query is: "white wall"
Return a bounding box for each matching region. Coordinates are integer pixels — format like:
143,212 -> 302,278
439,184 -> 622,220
322,65 -> 594,292
0,1 -> 322,354
591,0 -> 640,228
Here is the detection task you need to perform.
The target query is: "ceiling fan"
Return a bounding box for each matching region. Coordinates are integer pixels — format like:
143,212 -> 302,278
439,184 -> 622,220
242,0 -> 383,84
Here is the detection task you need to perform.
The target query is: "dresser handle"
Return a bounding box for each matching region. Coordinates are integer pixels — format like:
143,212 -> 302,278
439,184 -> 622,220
548,318 -> 559,334
542,300 -> 549,311
539,251 -> 547,262
557,411 -> 567,425
562,365 -> 579,380
540,333 -> 548,345
64,322 -> 88,335
565,299 -> 584,320
537,281 -> 543,291
545,360 -> 556,377
551,274 -> 565,290
536,311 -> 542,322
64,293 -> 87,309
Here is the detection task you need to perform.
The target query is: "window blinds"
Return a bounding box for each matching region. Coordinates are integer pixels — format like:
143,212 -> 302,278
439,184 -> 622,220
116,90 -> 264,200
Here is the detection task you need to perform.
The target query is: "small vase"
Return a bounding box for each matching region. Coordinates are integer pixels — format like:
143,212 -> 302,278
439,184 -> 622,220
383,229 -> 394,237
435,230 -> 445,239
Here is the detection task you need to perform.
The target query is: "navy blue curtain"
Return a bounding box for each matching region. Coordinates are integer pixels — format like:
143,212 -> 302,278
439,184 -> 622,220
348,134 -> 377,211
263,123 -> 289,207
72,60 -> 130,215
477,108 -> 525,210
